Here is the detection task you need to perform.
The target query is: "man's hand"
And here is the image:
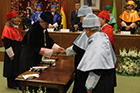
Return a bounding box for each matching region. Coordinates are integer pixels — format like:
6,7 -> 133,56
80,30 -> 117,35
74,25 -> 78,29
53,49 -> 60,54
87,88 -> 92,93
59,47 -> 66,54
125,26 -> 131,30
50,25 -> 54,28
10,56 -> 14,61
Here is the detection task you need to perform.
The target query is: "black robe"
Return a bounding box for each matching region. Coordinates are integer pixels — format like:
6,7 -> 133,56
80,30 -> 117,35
121,20 -> 136,34
3,38 -> 22,77
72,44 -> 89,93
72,44 -> 117,93
22,16 -> 31,30
20,21 -> 54,74
91,69 -> 116,93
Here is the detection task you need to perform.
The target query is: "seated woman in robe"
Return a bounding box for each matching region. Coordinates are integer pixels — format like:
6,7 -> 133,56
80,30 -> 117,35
22,8 -> 31,31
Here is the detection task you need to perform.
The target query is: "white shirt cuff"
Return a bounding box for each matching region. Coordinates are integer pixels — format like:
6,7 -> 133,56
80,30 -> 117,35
31,21 -> 34,25
5,47 -> 15,58
52,43 -> 60,50
39,48 -> 53,58
53,22 -> 58,28
66,45 -> 76,56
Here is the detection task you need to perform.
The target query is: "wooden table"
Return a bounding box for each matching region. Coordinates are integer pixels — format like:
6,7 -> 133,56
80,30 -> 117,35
15,59 -> 74,93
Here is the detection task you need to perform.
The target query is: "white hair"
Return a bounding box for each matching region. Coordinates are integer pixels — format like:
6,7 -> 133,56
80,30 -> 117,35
38,17 -> 45,22
89,27 -> 100,32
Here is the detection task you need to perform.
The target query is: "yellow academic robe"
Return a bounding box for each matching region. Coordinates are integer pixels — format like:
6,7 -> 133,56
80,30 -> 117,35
119,10 -> 140,23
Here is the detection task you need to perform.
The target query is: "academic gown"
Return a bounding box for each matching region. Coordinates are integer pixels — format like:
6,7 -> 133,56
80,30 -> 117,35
51,11 -> 62,30
22,15 -> 31,30
1,25 -> 23,88
1,26 -> 23,77
108,13 -> 116,27
119,10 -> 140,34
20,21 -> 54,74
30,11 -> 43,23
72,31 -> 89,93
51,11 -> 62,25
77,32 -> 116,93
102,24 -> 114,47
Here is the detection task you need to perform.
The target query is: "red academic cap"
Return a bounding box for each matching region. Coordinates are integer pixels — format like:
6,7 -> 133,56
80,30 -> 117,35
98,10 -> 110,21
7,10 -> 18,20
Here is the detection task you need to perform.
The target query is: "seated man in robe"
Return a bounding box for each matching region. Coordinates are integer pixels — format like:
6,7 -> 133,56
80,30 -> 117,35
104,5 -> 116,28
119,0 -> 140,34
77,13 -> 116,93
49,4 -> 62,31
30,3 -> 43,24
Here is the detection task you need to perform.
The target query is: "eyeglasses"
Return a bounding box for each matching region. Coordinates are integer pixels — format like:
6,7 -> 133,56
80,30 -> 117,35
127,4 -> 133,7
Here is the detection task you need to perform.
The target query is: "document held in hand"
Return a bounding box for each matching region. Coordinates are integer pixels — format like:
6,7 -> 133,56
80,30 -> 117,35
5,46 -> 15,58
85,71 -> 101,90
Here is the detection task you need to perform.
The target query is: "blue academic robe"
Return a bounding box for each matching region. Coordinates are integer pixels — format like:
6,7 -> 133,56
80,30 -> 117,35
30,11 -> 43,22
51,11 -> 62,25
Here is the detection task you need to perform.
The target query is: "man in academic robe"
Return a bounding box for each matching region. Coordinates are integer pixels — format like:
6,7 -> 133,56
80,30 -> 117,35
49,4 -> 62,31
70,2 -> 83,31
20,11 -> 65,74
119,0 -> 140,34
30,3 -> 43,24
1,10 -> 23,89
77,13 -> 116,93
104,5 -> 117,27
98,10 -> 114,47
66,5 -> 93,93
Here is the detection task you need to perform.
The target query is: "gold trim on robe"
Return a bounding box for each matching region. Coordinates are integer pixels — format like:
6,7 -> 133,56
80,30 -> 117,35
119,10 -> 140,23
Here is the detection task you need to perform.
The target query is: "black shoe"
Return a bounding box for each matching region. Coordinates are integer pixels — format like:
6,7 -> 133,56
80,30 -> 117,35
8,86 -> 17,89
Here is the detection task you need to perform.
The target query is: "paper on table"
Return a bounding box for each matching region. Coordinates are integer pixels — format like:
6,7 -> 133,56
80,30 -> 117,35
22,74 -> 39,80
60,29 -> 70,32
47,28 -> 54,32
42,59 -> 55,62
120,31 -> 131,35
32,66 -> 48,69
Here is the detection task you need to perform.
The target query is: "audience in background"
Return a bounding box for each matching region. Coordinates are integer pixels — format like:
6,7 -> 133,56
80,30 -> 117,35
49,4 -> 62,31
70,2 -> 81,31
22,8 -> 32,31
30,3 -> 43,24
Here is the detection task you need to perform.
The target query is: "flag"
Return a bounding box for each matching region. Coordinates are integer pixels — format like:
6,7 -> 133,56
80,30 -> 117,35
60,0 -> 67,29
112,0 -> 118,34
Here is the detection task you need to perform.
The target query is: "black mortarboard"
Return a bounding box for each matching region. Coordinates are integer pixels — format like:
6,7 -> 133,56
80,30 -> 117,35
40,11 -> 53,23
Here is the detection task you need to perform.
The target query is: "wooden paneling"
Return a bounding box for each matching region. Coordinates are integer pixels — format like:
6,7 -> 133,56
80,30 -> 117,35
49,32 -> 140,57
0,0 -> 11,47
114,34 -> 140,56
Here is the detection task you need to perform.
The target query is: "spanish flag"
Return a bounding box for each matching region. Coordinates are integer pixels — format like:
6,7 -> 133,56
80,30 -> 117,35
60,0 -> 67,29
